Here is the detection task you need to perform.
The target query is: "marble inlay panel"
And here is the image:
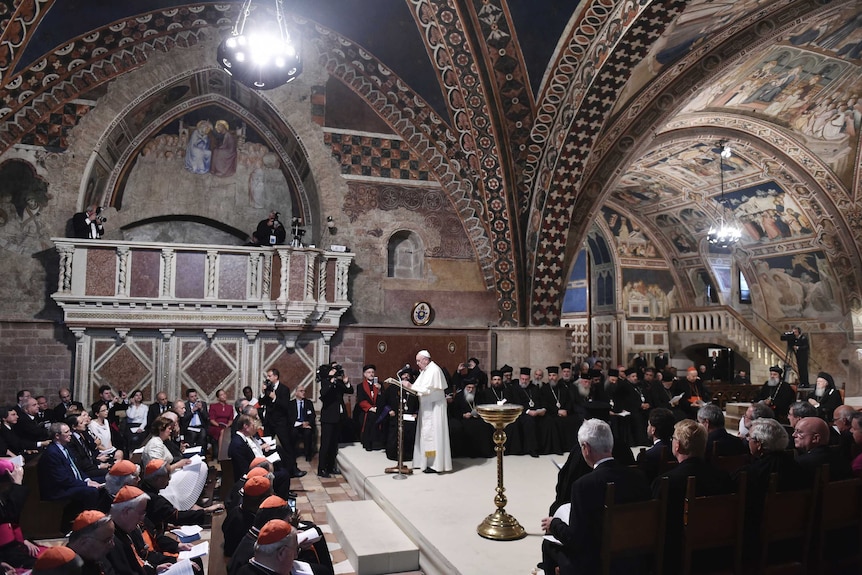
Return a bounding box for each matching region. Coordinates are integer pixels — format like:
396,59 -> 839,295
326,260 -> 335,302
288,255 -> 306,301
187,346 -> 232,395
218,254 -> 247,300
268,342 -> 314,397
85,248 -> 117,296
271,256 -> 282,300
174,252 -> 205,299
99,345 -> 150,392
129,250 -> 160,298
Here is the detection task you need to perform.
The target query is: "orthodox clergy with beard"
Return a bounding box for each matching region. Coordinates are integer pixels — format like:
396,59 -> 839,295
506,367 -> 546,457
754,366 -> 796,423
449,382 -> 494,458
352,364 -> 384,451
404,350 -> 452,473
540,366 -> 579,453
478,370 -> 509,405
807,371 -> 844,422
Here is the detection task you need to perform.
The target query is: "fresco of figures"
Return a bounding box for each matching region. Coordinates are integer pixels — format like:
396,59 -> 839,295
751,252 -> 842,319
621,269 -> 676,320
601,207 -> 660,258
0,160 -> 53,256
682,5 -> 862,182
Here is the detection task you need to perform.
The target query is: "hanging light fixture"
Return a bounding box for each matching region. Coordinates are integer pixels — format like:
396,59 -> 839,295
707,143 -> 742,248
217,0 -> 302,90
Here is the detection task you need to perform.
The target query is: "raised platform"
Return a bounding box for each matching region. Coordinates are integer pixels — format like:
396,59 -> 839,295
336,445 -> 558,575
327,500 -> 419,575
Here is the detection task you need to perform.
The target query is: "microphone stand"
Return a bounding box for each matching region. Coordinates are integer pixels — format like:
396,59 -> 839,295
385,372 -> 414,478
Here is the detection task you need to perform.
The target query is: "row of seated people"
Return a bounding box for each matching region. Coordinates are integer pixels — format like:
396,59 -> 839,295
540,400 -> 862,575
0,386 -> 236,466
352,362 -> 718,460
0,413 -> 334,574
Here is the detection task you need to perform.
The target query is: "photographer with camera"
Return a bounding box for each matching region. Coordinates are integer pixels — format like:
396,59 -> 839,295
72,205 -> 106,239
255,210 -> 286,246
781,327 -> 810,387
317,362 -> 353,478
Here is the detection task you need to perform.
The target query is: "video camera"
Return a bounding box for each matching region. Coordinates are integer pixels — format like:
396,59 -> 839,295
290,217 -> 306,248
780,331 -> 796,345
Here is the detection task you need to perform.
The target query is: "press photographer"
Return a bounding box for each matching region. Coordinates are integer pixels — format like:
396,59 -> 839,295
255,210 -> 286,246
72,205 -> 106,239
780,326 -> 810,388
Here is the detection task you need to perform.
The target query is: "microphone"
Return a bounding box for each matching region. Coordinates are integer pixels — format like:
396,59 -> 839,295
397,364 -> 411,375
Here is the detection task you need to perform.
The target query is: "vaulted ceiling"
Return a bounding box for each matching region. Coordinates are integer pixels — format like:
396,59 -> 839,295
1,0 -> 860,327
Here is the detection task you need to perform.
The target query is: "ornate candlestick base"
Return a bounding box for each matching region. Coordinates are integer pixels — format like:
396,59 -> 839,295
476,403 -> 527,541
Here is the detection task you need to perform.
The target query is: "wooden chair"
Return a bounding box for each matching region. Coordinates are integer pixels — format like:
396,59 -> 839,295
20,459 -> 67,539
600,478 -> 668,575
814,471 -> 862,575
757,472 -> 819,575
681,472 -> 747,575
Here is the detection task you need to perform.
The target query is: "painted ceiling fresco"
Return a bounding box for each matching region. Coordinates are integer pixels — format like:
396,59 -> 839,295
0,0 -> 860,328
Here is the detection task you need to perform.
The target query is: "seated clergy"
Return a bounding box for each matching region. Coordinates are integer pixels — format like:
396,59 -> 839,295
448,382 -> 493,458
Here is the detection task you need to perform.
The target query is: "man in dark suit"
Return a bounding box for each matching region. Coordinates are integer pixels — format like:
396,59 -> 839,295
542,419 -> 651,575
13,396 -> 51,446
147,392 -> 171,428
697,403 -> 748,459
318,363 -> 353,477
654,349 -> 669,372
181,389 -> 209,449
37,422 -> 103,531
636,407 -> 675,482
655,419 -> 734,574
259,368 -> 304,478
288,385 -> 316,462
72,205 -> 105,239
791,326 -> 809,387
228,414 -> 294,498
52,387 -> 84,422
793,416 -> 851,481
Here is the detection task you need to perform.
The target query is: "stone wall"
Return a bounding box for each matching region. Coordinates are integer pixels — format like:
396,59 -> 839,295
0,321 -> 75,405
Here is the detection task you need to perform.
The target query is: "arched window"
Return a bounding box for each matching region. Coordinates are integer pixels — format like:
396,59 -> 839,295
388,231 -> 423,279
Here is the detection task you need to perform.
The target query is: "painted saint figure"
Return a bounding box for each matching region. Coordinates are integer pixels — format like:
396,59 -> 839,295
210,120 -> 237,177
184,120 -> 212,174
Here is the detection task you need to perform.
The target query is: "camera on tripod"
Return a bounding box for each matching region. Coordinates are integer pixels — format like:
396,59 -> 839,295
780,331 -> 796,345
290,217 -> 306,248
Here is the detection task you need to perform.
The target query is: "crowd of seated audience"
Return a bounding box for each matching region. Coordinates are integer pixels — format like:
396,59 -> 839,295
0,358 -> 858,574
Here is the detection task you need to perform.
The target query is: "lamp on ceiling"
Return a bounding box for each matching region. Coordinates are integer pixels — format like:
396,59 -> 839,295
217,0 -> 302,90
707,143 -> 742,249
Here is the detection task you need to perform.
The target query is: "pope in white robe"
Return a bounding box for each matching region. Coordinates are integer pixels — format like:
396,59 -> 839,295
409,350 -> 453,473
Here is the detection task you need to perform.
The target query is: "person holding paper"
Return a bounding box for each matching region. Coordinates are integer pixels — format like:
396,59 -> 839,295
229,415 -> 294,498
108,485 -> 173,575
140,459 -> 222,533
404,350 -> 452,474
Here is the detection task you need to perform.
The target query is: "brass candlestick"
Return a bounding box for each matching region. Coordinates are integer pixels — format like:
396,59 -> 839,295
476,403 -> 526,541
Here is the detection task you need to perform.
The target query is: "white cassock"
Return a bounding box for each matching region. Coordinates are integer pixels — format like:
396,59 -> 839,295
411,360 -> 453,472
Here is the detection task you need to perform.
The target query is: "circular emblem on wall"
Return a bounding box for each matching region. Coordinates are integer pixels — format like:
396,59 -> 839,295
448,341 -> 457,354
377,341 -> 387,354
411,301 -> 432,326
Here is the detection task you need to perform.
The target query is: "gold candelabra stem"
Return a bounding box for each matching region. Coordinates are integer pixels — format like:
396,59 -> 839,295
475,404 -> 526,541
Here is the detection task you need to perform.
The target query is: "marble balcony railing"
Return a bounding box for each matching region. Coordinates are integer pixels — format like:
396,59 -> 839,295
51,238 -> 354,338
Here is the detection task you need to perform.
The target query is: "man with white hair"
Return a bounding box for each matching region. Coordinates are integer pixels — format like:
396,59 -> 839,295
404,350 -> 452,473
541,419 -> 650,574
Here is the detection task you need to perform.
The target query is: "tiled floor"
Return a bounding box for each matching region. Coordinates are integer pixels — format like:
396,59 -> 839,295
266,455 -> 423,575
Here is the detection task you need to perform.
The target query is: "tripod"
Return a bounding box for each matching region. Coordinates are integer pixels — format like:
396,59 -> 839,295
781,343 -> 795,384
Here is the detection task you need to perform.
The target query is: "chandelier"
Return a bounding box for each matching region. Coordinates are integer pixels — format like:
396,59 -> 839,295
707,143 -> 742,249
217,0 -> 302,90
